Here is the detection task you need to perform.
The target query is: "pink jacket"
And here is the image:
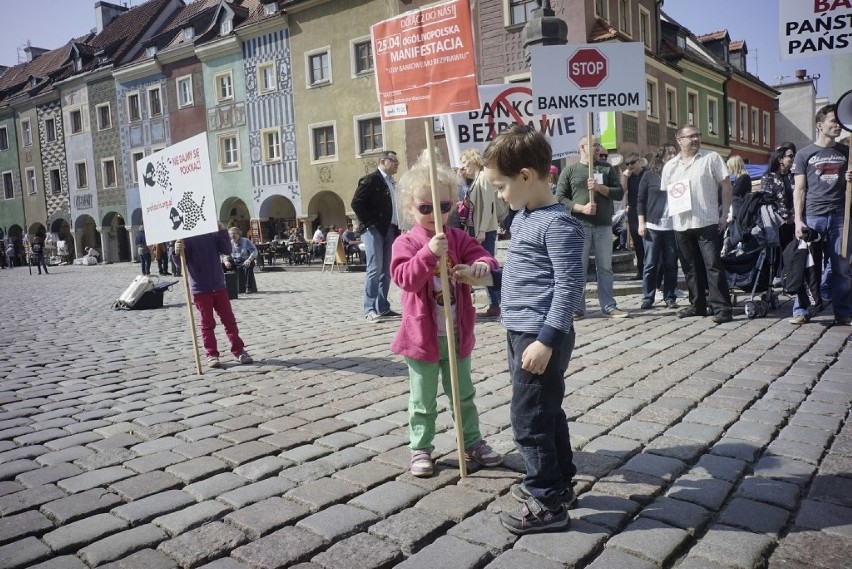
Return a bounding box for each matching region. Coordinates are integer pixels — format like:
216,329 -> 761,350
390,225 -> 499,363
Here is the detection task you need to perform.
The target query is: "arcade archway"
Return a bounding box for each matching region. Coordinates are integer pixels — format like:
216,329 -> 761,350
307,191 -> 347,232
102,212 -> 131,263
258,195 -> 297,241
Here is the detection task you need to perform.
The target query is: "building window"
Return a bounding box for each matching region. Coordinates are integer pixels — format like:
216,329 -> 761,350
102,158 -> 117,188
264,2 -> 277,16
0,126 -> 7,151
183,26 -> 194,40
618,0 -> 631,34
645,80 -> 657,118
49,168 -> 62,195
215,71 -> 233,103
220,18 -> 233,35
687,91 -> 698,125
762,111 -> 770,146
751,107 -> 758,143
21,119 -> 32,146
622,114 -> 638,143
3,172 -> 14,199
130,151 -> 144,182
70,109 -> 83,134
177,75 -> 193,107
739,103 -> 748,140
665,86 -> 677,125
357,116 -> 383,155
508,0 -> 536,26
127,93 -> 141,122
639,7 -> 651,48
45,118 -> 56,142
594,0 -> 607,19
353,40 -> 373,75
148,86 -> 162,116
311,123 -> 336,161
75,161 -> 88,189
96,103 -> 112,130
26,168 -> 36,195
146,45 -> 157,58
218,133 -> 240,170
261,128 -> 281,163
708,98 -> 718,134
727,100 -> 735,138
307,51 -> 331,86
257,62 -> 276,94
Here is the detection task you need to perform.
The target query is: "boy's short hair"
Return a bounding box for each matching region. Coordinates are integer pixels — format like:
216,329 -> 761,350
482,124 -> 552,179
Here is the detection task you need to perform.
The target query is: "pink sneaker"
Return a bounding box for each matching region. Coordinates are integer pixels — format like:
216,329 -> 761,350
465,440 -> 502,467
410,450 -> 433,477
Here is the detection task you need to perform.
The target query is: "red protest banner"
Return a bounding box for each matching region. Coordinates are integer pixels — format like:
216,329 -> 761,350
371,0 -> 479,121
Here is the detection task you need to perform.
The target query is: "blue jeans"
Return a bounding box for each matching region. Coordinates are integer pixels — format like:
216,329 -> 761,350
507,330 -> 576,508
481,230 -> 500,307
793,213 -> 851,319
642,229 -> 678,303
362,226 -> 395,315
580,223 -> 616,312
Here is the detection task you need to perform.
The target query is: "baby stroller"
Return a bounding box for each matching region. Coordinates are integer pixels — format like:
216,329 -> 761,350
720,192 -> 783,318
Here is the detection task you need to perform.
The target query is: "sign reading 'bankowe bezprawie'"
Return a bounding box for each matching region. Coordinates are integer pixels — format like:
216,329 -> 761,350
371,0 -> 479,121
532,43 -> 646,114
137,132 -> 218,246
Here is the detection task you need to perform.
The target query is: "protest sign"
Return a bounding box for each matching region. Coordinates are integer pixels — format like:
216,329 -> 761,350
444,84 -> 581,165
667,180 -> 693,216
779,0 -> 852,59
371,0 -> 479,121
137,132 -> 218,245
532,43 -> 646,114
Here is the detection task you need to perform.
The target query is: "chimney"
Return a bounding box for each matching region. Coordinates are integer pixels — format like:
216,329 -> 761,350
795,69 -> 807,80
95,1 -> 129,34
23,46 -> 49,62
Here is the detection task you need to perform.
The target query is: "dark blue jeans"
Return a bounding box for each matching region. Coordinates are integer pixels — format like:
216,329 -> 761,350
507,329 -> 576,508
642,229 -> 678,303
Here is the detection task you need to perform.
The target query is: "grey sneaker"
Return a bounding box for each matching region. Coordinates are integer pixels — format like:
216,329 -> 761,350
235,351 -> 253,364
788,315 -> 809,325
207,356 -> 221,368
500,497 -> 568,535
603,307 -> 629,318
365,311 -> 381,323
510,483 -> 577,508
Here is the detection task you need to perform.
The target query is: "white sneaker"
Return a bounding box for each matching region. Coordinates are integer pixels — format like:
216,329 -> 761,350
603,307 -> 629,318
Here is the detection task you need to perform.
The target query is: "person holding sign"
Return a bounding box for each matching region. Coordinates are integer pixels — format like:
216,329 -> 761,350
390,151 -> 502,479
352,151 -> 402,322
483,125 -> 585,535
790,104 -> 852,326
661,125 -> 734,324
556,136 -> 627,318
173,223 -> 253,368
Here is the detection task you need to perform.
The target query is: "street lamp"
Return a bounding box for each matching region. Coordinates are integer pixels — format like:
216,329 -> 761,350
522,0 -> 568,66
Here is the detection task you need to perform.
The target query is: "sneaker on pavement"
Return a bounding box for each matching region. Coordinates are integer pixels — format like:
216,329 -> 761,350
207,356 -> 221,368
789,315 -> 809,325
380,309 -> 401,317
410,450 -> 433,477
834,316 -> 852,326
500,497 -> 568,535
365,311 -> 381,323
603,307 -> 629,318
235,351 -> 253,364
665,299 -> 678,309
641,299 -> 653,309
510,483 -> 577,509
464,440 -> 502,467
675,289 -> 688,298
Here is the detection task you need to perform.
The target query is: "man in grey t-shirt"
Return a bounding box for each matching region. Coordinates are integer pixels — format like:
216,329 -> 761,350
790,104 -> 852,326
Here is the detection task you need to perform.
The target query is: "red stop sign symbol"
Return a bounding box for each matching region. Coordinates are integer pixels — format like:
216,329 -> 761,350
567,48 -> 608,90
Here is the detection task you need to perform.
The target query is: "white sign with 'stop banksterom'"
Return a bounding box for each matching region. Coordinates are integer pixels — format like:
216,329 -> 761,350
532,43 -> 646,114
137,132 -> 218,245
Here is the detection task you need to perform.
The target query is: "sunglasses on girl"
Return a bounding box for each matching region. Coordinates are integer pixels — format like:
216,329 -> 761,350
415,201 -> 453,215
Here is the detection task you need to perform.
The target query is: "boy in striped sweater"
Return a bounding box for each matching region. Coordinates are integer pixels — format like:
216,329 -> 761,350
483,125 -> 586,534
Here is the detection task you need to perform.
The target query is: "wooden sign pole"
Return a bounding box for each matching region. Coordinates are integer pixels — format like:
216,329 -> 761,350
424,118 -> 467,478
588,112 -> 596,206
842,168 -> 851,259
180,249 -> 203,375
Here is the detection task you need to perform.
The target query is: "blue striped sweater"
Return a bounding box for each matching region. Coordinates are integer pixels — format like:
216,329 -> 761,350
501,204 -> 586,346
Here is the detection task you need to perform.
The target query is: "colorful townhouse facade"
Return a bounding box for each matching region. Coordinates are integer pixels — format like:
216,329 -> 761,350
0,0 -> 782,265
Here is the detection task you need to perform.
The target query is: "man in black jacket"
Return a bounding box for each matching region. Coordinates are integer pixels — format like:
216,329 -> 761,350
351,150 -> 400,322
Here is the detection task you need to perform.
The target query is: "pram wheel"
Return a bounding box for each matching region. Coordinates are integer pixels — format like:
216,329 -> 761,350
756,300 -> 768,318
745,301 -> 757,319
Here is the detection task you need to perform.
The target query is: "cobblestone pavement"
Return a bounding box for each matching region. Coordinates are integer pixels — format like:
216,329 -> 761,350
0,260 -> 849,569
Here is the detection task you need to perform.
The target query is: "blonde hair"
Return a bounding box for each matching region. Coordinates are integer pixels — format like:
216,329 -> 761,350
727,155 -> 746,177
459,148 -> 483,169
398,149 -> 457,225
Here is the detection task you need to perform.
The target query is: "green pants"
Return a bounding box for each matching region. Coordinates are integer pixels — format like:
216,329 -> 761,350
405,336 -> 482,452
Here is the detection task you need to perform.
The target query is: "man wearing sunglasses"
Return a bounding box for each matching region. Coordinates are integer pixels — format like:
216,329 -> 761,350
352,150 -> 402,322
621,152 -> 648,281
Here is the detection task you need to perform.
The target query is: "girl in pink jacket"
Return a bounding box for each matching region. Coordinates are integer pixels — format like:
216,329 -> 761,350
391,152 -> 502,477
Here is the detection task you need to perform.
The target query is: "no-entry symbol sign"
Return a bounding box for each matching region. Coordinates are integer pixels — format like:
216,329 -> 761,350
567,48 -> 608,90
